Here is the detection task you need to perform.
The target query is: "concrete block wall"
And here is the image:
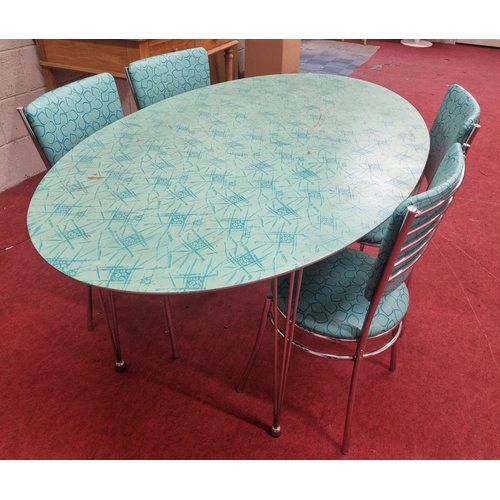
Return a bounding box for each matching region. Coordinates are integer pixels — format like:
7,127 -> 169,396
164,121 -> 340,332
0,39 -> 47,192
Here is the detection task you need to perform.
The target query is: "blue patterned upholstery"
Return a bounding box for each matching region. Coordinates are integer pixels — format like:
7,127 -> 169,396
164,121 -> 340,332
276,143 -> 465,340
126,48 -> 211,110
426,84 -> 480,182
359,84 -> 479,246
277,249 -> 409,339
23,73 -> 124,167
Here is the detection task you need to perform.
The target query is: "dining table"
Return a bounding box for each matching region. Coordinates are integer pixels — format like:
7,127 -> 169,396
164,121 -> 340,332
27,72 -> 429,435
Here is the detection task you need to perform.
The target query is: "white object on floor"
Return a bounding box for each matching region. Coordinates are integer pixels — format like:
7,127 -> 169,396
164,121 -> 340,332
401,39 -> 433,48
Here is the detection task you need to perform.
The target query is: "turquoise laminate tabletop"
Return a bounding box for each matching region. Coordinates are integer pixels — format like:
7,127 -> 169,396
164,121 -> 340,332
27,74 -> 429,295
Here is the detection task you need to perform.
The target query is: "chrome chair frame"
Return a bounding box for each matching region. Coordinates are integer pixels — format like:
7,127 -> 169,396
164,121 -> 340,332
238,147 -> 465,454
462,120 -> 481,155
17,107 -> 52,170
124,66 -> 141,111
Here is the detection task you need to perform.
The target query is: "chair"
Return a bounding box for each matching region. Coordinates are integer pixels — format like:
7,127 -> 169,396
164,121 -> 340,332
18,72 -> 124,170
18,72 -> 124,334
237,142 -> 466,454
18,74 -> 179,371
125,48 -> 211,110
358,83 -> 479,249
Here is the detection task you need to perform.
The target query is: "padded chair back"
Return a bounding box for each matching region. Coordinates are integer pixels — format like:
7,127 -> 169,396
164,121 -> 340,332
366,143 -> 465,306
18,73 -> 123,169
422,84 -> 479,186
125,48 -> 211,110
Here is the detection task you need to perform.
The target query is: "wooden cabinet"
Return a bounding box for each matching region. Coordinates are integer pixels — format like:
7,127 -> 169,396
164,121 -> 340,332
35,39 -> 238,90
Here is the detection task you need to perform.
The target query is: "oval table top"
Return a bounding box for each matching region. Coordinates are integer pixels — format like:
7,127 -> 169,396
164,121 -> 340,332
27,73 -> 429,294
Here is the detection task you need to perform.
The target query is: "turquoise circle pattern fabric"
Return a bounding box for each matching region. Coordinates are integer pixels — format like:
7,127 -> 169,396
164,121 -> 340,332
128,48 -> 211,109
359,83 -> 479,246
25,73 -> 124,167
426,83 -> 479,182
27,74 -> 429,294
276,248 -> 409,339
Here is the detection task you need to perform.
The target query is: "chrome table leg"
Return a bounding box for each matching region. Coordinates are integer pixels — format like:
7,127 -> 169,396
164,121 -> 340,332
87,285 -> 93,331
271,268 -> 303,437
98,289 -> 125,372
162,295 -> 179,359
236,296 -> 272,393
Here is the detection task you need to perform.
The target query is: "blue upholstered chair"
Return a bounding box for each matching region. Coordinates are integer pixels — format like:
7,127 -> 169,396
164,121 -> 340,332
237,143 -> 466,455
18,72 -> 124,334
18,72 -> 124,170
358,84 -> 479,249
125,48 -> 211,110
18,73 -> 179,370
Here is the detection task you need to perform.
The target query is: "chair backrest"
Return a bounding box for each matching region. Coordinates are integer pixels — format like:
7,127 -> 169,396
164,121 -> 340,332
365,142 -> 465,308
125,47 -> 211,110
422,84 -> 479,187
18,72 -> 123,169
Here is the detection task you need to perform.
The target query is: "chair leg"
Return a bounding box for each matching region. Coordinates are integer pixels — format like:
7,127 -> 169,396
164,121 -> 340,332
98,289 -> 126,372
341,352 -> 364,455
236,296 -> 272,393
87,285 -> 94,331
162,295 -> 179,359
399,322 -> 405,340
405,271 -> 414,290
390,327 -> 399,372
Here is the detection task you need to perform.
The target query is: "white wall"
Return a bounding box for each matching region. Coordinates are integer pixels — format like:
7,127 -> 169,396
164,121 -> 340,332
0,39 -> 137,193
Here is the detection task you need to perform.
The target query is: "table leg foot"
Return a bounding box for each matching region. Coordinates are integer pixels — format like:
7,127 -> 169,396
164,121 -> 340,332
270,425 -> 281,437
115,360 -> 126,373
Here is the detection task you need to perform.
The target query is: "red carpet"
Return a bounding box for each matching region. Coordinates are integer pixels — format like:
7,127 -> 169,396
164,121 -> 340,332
1,40 -> 500,460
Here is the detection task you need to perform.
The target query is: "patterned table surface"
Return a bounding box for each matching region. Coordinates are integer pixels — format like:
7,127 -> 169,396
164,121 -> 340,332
27,73 -> 429,294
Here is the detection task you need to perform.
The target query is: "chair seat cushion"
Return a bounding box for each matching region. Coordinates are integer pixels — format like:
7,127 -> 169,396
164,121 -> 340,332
276,248 -> 409,340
